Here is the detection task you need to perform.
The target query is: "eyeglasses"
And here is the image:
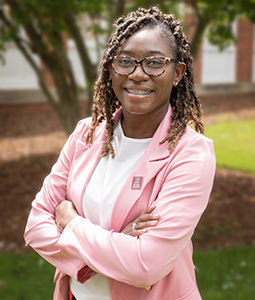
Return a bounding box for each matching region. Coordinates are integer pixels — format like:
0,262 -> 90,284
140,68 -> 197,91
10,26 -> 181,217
109,56 -> 178,77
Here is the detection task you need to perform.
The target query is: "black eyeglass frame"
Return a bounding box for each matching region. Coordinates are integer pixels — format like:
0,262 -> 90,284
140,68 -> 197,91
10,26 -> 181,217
109,55 -> 178,77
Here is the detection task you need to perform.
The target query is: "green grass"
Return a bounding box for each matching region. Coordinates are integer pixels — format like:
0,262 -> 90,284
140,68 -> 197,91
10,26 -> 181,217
205,119 -> 255,173
1,246 -> 255,299
194,245 -> 255,300
0,251 -> 55,300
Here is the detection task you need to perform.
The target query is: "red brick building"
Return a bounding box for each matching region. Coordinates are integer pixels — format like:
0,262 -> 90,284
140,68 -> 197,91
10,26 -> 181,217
194,17 -> 255,85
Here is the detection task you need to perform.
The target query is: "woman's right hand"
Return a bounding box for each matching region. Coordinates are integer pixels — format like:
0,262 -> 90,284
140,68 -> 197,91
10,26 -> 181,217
121,204 -> 160,237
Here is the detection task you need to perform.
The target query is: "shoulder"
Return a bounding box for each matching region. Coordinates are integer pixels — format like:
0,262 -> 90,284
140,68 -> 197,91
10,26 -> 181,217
173,125 -> 215,163
165,125 -> 216,186
71,116 -> 107,142
74,116 -> 92,135
186,125 -> 214,148
72,108 -> 123,142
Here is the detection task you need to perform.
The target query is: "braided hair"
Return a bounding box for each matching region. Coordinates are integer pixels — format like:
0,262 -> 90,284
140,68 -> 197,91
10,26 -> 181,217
85,6 -> 204,158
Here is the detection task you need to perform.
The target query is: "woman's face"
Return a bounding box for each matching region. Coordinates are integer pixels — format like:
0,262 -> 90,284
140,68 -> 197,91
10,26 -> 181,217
110,27 -> 186,119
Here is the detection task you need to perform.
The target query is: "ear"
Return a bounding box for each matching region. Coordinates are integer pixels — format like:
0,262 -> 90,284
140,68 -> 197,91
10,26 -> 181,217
173,62 -> 186,86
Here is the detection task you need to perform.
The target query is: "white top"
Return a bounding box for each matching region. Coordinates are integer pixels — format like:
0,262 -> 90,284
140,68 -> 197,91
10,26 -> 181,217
70,120 -> 151,300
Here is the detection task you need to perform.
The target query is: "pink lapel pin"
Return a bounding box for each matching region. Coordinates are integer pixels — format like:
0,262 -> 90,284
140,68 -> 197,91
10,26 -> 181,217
131,176 -> 143,190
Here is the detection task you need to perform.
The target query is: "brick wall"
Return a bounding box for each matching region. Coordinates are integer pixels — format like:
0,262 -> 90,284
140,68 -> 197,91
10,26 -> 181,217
236,17 -> 254,83
191,16 -> 255,84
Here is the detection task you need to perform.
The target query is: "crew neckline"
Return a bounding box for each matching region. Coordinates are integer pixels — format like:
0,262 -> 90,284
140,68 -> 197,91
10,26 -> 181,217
116,121 -> 152,143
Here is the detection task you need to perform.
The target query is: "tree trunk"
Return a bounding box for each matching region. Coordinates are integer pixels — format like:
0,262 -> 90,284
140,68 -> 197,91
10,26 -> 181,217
187,1 -> 211,60
64,13 -> 98,114
2,0 -> 82,135
190,17 -> 209,60
42,46 -> 81,135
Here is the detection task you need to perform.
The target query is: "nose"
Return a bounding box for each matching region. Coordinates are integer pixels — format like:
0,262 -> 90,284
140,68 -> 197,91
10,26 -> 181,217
128,65 -> 149,82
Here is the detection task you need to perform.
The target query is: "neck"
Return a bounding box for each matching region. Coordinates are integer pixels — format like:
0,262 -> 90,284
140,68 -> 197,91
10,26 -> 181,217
121,104 -> 169,139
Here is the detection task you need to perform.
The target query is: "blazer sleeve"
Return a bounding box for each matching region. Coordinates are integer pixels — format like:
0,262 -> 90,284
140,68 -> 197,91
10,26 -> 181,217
24,119 -> 93,281
56,134 -> 216,287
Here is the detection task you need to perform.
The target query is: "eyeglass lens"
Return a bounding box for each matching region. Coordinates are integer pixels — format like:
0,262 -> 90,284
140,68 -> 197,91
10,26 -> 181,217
112,57 -> 167,76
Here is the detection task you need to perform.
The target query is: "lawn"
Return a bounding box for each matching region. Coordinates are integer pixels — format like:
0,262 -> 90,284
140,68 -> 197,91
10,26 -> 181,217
0,251 -> 55,300
1,119 -> 254,300
195,245 -> 255,299
205,119 -> 255,173
1,246 -> 255,300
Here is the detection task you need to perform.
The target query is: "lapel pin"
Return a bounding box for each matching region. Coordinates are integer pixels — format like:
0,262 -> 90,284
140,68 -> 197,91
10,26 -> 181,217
131,176 -> 143,190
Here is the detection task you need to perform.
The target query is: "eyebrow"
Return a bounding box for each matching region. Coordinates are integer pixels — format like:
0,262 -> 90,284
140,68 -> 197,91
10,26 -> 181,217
119,50 -> 166,56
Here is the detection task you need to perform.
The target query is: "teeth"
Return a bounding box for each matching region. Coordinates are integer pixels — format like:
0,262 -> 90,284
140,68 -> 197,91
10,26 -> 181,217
126,89 -> 152,95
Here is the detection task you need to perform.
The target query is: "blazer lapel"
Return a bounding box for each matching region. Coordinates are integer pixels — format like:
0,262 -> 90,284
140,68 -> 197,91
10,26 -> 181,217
110,105 -> 173,231
68,141 -> 104,217
70,108 -> 124,217
70,105 -> 173,228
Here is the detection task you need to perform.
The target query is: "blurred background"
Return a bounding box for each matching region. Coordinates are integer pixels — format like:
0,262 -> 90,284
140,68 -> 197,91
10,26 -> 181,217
0,1 -> 255,299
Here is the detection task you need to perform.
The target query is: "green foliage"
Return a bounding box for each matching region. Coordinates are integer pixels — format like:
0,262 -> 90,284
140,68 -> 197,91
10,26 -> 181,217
134,1 -> 255,53
205,120 -> 255,173
194,245 -> 255,300
1,0 -> 255,128
1,246 -> 255,300
0,251 -> 55,300
207,23 -> 236,51
202,0 -> 253,50
1,0 -> 254,58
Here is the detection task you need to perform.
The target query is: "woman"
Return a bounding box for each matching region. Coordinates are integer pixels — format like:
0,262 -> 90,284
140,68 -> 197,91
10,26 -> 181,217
24,7 -> 216,300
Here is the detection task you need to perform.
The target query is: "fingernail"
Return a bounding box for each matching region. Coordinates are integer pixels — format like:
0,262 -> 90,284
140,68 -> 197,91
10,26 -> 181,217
152,214 -> 159,218
149,220 -> 158,225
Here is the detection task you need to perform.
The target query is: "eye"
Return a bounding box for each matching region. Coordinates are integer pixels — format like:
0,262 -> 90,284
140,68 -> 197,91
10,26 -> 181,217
117,57 -> 133,67
146,58 -> 164,68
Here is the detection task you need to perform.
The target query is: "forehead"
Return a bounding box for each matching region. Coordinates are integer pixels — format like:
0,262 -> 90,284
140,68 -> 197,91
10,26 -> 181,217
117,27 -> 175,58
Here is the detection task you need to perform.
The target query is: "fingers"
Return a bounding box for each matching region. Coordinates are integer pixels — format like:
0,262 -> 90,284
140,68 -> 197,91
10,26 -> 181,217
135,212 -> 160,223
134,219 -> 158,231
130,223 -> 147,236
135,204 -> 159,227
131,204 -> 159,235
130,218 -> 158,237
121,203 -> 160,237
55,200 -> 79,232
140,203 -> 157,215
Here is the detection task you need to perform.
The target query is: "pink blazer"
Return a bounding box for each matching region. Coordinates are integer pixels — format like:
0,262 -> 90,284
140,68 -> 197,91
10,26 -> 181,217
24,105 -> 216,300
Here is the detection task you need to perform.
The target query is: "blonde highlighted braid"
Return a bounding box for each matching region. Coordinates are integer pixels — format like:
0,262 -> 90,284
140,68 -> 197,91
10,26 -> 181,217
85,6 -> 203,158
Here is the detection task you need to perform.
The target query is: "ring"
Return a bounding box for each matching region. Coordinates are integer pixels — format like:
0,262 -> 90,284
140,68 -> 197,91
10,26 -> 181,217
132,223 -> 136,230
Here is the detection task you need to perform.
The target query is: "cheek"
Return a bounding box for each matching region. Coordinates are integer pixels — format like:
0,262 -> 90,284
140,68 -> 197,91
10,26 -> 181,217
162,86 -> 172,100
156,77 -> 172,94
160,73 -> 175,92
111,74 -> 124,93
157,80 -> 173,102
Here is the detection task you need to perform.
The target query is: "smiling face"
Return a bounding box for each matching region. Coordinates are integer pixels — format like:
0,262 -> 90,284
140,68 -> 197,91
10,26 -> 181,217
110,27 -> 186,123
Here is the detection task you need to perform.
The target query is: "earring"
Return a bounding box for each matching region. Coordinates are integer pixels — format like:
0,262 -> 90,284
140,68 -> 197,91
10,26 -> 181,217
173,81 -> 178,87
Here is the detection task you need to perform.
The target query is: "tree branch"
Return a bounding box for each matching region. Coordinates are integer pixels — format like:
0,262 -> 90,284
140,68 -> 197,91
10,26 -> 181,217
0,6 -> 59,112
64,12 -> 97,82
186,0 -> 211,59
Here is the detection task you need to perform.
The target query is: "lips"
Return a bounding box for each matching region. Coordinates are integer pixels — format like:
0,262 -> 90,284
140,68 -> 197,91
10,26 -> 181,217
125,88 -> 153,96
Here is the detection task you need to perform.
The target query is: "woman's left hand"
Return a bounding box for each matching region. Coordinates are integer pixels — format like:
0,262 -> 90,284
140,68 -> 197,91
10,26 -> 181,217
121,204 -> 160,237
55,200 -> 79,233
